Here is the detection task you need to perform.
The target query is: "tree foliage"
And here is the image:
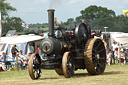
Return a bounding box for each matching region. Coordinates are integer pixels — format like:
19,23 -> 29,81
63,5 -> 128,32
80,5 -> 116,23
0,0 -> 24,33
2,17 -> 23,33
0,0 -> 16,18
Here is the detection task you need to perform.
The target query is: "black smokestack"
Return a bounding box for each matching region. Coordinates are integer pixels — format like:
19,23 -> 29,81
47,9 -> 55,37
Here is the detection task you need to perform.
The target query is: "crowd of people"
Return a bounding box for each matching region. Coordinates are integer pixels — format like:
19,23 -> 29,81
106,41 -> 128,65
0,43 -> 47,71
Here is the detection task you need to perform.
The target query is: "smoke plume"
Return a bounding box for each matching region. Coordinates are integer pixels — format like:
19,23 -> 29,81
49,0 -> 62,8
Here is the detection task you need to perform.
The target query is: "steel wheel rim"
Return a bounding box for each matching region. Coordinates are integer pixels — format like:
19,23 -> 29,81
92,39 -> 106,74
28,53 -> 41,80
67,54 -> 74,77
62,52 -> 74,78
85,38 -> 106,75
55,69 -> 63,75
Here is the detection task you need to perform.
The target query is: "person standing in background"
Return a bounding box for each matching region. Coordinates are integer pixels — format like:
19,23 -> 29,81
114,48 -> 118,63
28,43 -> 34,54
106,51 -> 111,65
111,41 -> 117,64
124,48 -> 128,63
11,45 -> 18,60
36,45 -> 41,55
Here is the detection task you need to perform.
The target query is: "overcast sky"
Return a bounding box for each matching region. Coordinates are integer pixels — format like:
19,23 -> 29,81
7,0 -> 128,24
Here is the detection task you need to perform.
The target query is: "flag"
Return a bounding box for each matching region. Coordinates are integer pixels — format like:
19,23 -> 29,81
22,23 -> 29,28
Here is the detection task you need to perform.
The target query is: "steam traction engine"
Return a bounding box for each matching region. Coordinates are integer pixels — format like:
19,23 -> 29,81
28,9 -> 106,80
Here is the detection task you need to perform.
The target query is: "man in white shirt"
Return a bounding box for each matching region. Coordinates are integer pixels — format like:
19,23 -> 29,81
111,41 -> 117,64
27,43 -> 34,54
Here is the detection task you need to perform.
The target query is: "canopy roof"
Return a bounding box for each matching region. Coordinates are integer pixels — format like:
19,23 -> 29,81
0,35 -> 44,44
111,33 -> 128,47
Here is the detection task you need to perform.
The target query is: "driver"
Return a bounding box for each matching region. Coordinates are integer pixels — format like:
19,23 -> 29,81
84,20 -> 91,38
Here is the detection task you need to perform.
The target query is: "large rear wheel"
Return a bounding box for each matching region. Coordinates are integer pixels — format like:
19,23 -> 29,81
84,38 -> 106,75
62,52 -> 75,78
28,53 -> 41,80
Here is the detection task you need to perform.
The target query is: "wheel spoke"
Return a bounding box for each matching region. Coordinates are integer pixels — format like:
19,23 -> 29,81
93,59 -> 97,65
96,66 -> 101,73
97,48 -> 104,54
92,56 -> 95,59
97,62 -> 104,68
95,41 -> 101,50
99,57 -> 105,60
92,53 -> 96,56
93,48 -> 97,53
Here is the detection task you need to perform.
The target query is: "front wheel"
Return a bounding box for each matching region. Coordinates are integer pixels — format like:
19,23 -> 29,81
62,52 -> 75,78
55,69 -> 63,75
28,53 -> 42,80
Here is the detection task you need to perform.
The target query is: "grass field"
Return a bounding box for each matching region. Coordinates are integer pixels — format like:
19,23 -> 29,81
0,64 -> 128,85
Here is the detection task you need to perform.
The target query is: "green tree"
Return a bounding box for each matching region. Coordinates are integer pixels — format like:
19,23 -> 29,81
0,0 -> 16,19
0,0 -> 24,33
75,16 -> 83,23
2,17 -> 23,33
62,18 -> 76,29
76,5 -> 116,24
90,17 -> 115,31
113,15 -> 128,32
63,18 -> 74,25
64,5 -> 128,32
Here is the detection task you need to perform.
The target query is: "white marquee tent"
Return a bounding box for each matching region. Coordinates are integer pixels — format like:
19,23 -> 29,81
110,32 -> 128,47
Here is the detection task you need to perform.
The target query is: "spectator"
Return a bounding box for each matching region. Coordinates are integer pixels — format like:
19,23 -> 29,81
19,50 -> 27,69
91,30 -> 95,38
11,44 -> 19,60
124,47 -> 128,63
0,52 -> 8,71
19,50 -> 25,59
25,53 -> 31,67
106,51 -> 111,65
36,45 -> 41,55
114,48 -> 118,63
120,49 -> 126,65
17,54 -> 22,69
111,41 -> 117,64
117,42 -> 120,59
25,53 -> 31,61
27,43 -> 34,54
41,53 -> 47,63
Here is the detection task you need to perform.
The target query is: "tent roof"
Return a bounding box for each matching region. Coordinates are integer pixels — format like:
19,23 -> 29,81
0,35 -> 44,44
111,33 -> 128,46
